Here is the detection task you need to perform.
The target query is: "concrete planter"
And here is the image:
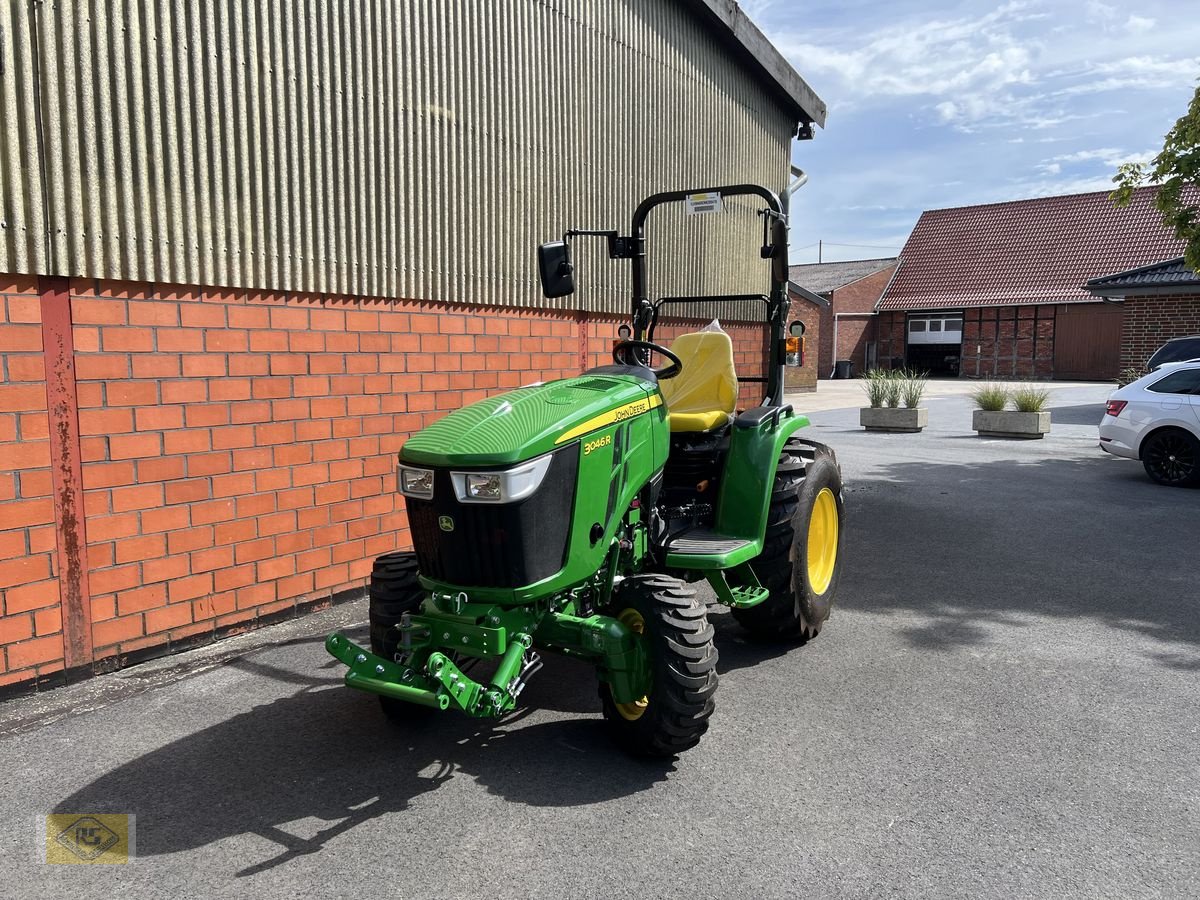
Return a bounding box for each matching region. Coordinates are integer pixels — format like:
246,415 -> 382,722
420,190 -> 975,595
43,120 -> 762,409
972,409 -> 1050,439
860,406 -> 928,433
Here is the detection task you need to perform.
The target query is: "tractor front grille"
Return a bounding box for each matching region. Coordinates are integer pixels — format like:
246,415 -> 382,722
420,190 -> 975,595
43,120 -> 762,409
404,447 -> 578,590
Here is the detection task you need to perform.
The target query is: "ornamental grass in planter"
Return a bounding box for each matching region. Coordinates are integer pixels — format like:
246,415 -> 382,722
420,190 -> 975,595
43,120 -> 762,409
971,383 -> 1051,439
860,369 -> 928,433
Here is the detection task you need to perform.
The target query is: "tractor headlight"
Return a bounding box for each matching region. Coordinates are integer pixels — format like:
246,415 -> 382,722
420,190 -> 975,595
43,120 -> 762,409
465,473 -> 503,500
451,454 -> 554,504
399,465 -> 435,499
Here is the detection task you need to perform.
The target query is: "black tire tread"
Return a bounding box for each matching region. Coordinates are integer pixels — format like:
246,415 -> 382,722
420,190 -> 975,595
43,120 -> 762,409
733,438 -> 842,641
367,551 -> 428,721
600,574 -> 718,758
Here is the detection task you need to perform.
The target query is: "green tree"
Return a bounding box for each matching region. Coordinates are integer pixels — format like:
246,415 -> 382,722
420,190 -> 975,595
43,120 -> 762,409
1112,84 -> 1200,271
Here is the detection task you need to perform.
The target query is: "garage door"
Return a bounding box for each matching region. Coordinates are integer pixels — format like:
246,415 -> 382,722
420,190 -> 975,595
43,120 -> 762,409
1054,304 -> 1123,380
906,313 -> 963,376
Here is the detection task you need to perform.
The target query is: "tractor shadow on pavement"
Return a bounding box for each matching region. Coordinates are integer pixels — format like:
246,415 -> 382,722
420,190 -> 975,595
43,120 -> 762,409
54,633 -> 674,876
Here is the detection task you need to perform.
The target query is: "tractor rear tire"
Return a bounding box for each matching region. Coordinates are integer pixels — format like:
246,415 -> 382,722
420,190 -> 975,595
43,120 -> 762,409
368,551 -> 429,722
599,574 -> 718,758
734,439 -> 845,641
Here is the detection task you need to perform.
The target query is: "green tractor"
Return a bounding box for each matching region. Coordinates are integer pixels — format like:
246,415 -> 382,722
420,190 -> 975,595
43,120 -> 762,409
326,184 -> 845,757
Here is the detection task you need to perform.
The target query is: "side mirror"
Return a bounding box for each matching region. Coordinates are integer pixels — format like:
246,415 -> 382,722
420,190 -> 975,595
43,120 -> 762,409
537,241 -> 575,298
770,219 -> 789,285
789,320 -> 806,337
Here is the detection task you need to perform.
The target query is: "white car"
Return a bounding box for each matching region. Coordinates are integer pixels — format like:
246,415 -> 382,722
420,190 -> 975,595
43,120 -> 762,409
1099,360 -> 1200,487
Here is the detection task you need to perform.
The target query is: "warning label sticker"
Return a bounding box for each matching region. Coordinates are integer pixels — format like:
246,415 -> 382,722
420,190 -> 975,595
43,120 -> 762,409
684,192 -> 723,215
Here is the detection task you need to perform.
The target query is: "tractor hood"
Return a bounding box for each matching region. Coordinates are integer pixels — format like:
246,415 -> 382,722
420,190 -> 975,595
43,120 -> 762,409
400,374 -> 661,467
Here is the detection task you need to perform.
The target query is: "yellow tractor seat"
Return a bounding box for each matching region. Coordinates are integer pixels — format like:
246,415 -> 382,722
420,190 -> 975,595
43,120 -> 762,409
658,331 -> 738,433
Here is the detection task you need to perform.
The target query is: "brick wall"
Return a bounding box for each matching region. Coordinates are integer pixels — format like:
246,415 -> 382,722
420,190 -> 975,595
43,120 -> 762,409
817,304 -> 835,378
0,277 -> 64,687
875,311 -> 906,369
783,291 -> 821,391
825,266 -> 894,377
1119,294 -> 1200,372
834,266 -> 895,315
829,316 -> 875,377
960,306 -> 1055,378
812,266 -> 894,377
878,306 -> 1057,378
0,277 -> 767,692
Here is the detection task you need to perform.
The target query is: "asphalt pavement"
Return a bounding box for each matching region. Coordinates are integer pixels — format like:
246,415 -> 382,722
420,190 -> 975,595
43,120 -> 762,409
2,381 -> 1198,899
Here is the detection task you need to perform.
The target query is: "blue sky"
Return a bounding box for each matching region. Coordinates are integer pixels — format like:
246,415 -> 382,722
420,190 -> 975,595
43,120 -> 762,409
744,0 -> 1200,264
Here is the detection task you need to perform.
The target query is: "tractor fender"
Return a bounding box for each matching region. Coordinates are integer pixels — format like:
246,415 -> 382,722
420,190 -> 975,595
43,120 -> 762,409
713,409 -> 810,544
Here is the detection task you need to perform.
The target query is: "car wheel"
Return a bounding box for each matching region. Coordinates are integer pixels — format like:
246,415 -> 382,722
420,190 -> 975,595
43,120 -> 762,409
1140,428 -> 1200,487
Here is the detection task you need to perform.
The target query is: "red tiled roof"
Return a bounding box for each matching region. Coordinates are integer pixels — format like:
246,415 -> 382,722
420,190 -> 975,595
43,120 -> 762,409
877,186 -> 1190,311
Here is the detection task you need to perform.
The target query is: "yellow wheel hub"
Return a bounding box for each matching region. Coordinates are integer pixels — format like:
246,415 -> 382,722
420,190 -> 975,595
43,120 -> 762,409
613,608 -> 650,721
806,487 -> 839,595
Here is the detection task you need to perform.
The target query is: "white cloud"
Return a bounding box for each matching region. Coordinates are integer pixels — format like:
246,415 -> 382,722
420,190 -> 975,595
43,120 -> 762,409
779,2 -> 1038,110
1085,1 -> 1117,29
1052,55 -> 1200,96
767,1 -> 1199,131
1047,147 -> 1157,167
750,0 -> 1200,260
998,174 -> 1121,199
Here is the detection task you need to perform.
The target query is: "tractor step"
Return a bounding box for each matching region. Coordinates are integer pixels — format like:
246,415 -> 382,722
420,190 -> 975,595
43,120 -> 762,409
702,568 -> 770,609
664,528 -> 760,569
725,584 -> 770,608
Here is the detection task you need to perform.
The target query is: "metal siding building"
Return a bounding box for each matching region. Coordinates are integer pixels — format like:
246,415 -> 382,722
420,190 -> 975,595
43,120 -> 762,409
1,0 -> 824,314
0,1 -> 826,692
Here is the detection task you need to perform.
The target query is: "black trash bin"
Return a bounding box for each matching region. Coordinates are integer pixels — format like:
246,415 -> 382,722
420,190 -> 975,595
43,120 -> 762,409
834,359 -> 854,379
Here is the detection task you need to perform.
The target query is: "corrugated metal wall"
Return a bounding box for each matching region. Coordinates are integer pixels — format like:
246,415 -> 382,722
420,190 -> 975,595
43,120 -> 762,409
1,0 -> 794,315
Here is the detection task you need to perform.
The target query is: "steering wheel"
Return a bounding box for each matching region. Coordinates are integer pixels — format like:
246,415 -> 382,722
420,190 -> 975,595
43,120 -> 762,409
612,339 -> 683,380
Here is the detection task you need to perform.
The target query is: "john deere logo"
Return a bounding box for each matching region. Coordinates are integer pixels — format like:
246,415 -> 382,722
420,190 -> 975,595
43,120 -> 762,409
438,515 -> 455,532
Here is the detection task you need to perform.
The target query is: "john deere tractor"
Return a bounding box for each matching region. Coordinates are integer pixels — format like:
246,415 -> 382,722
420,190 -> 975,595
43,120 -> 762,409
326,184 -> 845,757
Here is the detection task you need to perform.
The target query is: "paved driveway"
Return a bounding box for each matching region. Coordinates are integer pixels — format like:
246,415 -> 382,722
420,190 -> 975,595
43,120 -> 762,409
2,382 -> 1196,899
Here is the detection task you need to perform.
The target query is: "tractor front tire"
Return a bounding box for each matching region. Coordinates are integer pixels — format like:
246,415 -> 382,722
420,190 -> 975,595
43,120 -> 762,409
368,551 -> 429,722
734,440 -> 845,641
599,574 -> 718,758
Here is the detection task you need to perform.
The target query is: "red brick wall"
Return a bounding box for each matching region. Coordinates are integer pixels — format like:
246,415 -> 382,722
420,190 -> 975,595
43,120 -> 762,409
0,277 -> 64,688
0,277 -> 767,692
817,305 -> 834,378
878,306 -> 1057,378
960,306 -> 1055,378
830,316 -> 875,376
825,265 -> 894,377
875,311 -> 906,369
834,266 -> 895,314
1119,294 -> 1200,372
814,266 -> 895,377
783,291 -> 821,391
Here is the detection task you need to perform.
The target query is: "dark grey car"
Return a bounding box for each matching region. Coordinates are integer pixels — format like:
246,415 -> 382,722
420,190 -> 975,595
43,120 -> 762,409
1148,335 -> 1200,371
